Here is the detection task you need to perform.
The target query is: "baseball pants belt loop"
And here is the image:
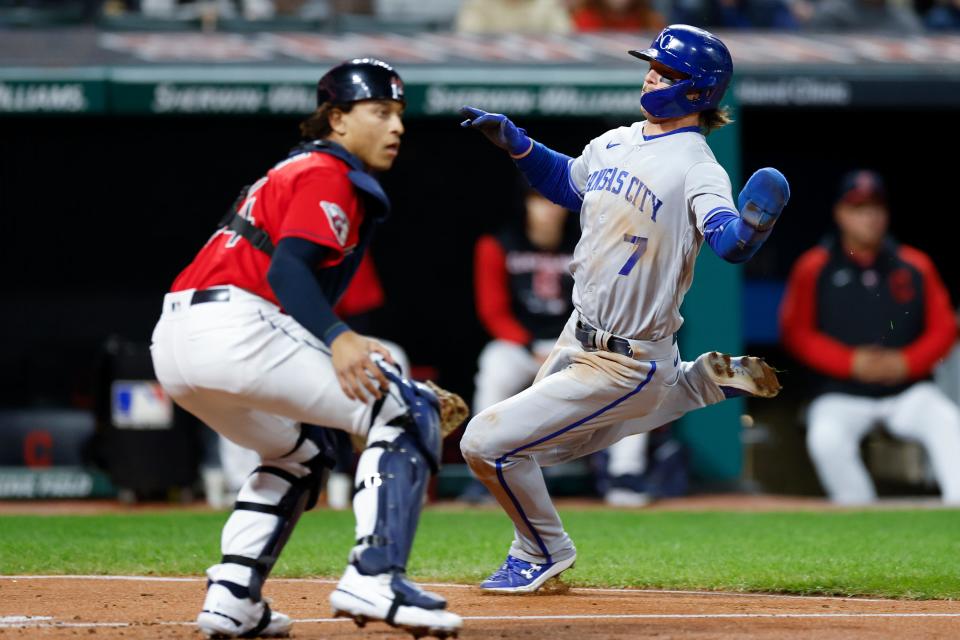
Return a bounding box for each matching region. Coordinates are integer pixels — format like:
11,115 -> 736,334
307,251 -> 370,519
191,288 -> 231,305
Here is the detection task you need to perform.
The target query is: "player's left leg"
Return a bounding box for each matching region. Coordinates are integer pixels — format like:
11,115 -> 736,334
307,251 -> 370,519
328,370 -> 462,638
886,381 -> 960,504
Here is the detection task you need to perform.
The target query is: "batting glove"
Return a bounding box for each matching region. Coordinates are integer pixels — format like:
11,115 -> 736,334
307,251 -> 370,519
460,106 -> 533,158
738,168 -> 790,231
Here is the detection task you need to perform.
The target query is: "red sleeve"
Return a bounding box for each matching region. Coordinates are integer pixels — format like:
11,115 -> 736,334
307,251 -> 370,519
779,247 -> 857,378
278,168 -> 359,266
475,235 -> 532,345
334,253 -> 385,317
898,246 -> 957,378
571,9 -> 602,31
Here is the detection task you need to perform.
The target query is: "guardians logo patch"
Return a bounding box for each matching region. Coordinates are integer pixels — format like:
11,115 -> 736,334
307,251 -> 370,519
321,201 -> 349,246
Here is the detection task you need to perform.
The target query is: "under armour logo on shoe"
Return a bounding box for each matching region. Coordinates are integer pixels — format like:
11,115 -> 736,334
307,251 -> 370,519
519,564 -> 542,580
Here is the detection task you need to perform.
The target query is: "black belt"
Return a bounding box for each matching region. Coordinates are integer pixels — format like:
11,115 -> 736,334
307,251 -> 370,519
575,319 -> 635,358
575,318 -> 677,359
191,288 -> 231,305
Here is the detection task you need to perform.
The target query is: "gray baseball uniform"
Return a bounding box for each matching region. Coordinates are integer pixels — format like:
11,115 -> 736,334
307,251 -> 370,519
461,121 -> 736,565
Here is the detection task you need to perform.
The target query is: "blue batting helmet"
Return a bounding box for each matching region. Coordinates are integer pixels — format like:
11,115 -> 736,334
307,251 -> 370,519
316,58 -> 405,107
629,25 -> 733,119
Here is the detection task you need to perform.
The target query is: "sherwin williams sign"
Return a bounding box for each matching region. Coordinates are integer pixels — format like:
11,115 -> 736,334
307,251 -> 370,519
0,81 -> 104,113
117,81 -> 646,116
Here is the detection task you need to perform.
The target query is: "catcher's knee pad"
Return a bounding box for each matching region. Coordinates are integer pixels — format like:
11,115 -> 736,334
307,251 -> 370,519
216,424 -> 338,602
374,369 -> 442,472
351,425 -> 431,579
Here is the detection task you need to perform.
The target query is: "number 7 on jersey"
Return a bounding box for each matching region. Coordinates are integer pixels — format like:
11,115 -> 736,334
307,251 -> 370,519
618,234 -> 648,276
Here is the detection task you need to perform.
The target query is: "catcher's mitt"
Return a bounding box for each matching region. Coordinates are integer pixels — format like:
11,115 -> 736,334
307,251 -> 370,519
350,380 -> 470,451
424,380 -> 470,439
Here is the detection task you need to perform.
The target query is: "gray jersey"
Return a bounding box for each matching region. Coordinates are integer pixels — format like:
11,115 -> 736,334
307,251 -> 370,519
568,121 -> 736,341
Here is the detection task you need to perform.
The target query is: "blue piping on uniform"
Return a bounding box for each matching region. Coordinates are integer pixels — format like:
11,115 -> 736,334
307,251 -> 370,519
641,125 -> 701,141
494,361 -> 657,563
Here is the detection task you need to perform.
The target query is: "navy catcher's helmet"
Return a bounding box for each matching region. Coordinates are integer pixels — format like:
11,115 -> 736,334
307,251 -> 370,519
629,25 -> 732,119
316,58 -> 405,107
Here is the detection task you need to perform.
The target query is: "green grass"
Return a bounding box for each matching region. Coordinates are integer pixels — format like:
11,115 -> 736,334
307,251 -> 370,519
2,507 -> 959,599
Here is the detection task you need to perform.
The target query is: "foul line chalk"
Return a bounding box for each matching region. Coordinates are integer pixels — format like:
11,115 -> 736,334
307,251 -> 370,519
4,613 -> 960,630
0,575 -> 905,603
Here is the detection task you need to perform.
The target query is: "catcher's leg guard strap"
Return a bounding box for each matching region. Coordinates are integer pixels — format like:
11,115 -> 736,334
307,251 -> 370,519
351,425 -> 430,577
216,425 -> 338,601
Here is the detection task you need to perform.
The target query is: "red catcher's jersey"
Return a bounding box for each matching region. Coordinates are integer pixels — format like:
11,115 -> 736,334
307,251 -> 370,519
171,151 -> 364,306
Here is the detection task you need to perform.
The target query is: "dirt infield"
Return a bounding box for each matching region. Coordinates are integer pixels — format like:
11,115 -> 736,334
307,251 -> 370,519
2,576 -> 959,639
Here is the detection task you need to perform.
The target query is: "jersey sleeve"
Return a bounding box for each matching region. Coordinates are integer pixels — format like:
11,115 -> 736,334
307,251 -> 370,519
685,161 -> 737,234
898,246 -> 957,377
277,167 -> 358,263
474,235 -> 533,345
567,139 -> 594,195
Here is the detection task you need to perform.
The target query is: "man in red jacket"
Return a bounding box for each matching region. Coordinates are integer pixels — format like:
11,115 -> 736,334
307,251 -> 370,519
780,169 -> 960,504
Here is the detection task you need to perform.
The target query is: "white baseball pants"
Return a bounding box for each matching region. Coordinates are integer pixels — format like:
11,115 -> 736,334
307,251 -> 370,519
806,382 -> 960,505
151,286 -> 406,460
461,312 -> 726,565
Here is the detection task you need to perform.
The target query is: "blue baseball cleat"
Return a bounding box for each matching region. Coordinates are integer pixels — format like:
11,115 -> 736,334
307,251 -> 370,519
480,554 -> 576,593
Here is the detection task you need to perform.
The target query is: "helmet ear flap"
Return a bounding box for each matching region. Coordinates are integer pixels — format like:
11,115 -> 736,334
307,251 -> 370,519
640,79 -> 697,120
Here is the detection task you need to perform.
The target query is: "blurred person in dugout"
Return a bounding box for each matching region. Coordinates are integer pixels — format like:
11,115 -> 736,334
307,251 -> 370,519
461,186 -> 652,507
456,0 -> 573,33
216,253 -> 410,510
571,0 -> 666,31
779,169 -> 960,505
789,0 -> 924,32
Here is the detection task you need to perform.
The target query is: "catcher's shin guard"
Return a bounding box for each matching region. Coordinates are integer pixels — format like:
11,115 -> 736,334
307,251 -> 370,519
350,423 -> 445,609
336,371 -> 467,613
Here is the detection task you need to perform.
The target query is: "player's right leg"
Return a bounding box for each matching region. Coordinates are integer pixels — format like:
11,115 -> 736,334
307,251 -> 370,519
806,393 -> 879,504
160,397 -> 337,639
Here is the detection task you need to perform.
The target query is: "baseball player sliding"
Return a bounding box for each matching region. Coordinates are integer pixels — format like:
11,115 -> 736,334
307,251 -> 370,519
459,25 -> 790,592
151,59 -> 464,638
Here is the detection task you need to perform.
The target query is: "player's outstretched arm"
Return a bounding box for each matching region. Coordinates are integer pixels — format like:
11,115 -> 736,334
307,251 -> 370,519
703,168 -> 790,264
460,106 -> 583,212
459,106 -> 532,157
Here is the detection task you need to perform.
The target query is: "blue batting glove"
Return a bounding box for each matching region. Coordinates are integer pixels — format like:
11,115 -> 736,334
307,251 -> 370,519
738,167 -> 790,232
459,106 -> 532,157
